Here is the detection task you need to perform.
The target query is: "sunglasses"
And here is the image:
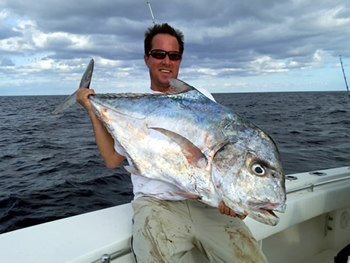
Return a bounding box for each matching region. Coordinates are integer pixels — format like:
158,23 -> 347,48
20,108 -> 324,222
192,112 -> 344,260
148,49 -> 182,61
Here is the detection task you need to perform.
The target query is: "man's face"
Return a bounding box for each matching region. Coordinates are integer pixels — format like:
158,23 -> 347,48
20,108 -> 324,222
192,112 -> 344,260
144,33 -> 182,92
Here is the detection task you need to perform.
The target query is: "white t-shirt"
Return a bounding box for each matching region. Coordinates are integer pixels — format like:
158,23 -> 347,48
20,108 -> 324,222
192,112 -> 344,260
114,85 -> 216,200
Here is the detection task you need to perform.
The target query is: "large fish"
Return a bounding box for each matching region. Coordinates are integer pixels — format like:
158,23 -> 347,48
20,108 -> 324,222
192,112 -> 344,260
53,59 -> 286,226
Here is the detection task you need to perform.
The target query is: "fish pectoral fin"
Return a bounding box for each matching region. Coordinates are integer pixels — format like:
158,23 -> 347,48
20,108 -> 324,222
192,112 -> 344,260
173,192 -> 202,199
150,127 -> 208,168
124,165 -> 141,175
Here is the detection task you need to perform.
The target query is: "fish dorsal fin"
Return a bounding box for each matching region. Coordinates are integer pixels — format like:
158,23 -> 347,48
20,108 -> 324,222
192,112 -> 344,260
168,78 -> 194,94
149,127 -> 208,169
168,78 -> 213,101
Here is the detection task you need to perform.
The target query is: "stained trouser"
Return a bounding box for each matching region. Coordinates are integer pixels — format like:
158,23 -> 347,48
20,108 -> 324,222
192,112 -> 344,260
131,197 -> 268,263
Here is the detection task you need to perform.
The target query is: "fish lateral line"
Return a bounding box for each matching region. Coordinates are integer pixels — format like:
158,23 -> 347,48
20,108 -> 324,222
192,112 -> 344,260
90,78 -> 195,99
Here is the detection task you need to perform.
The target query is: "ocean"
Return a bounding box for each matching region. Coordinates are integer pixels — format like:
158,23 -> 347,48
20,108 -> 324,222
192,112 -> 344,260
0,91 -> 349,234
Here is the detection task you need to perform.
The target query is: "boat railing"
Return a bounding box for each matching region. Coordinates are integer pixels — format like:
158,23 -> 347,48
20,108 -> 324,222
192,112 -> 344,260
287,175 -> 350,194
91,246 -> 132,263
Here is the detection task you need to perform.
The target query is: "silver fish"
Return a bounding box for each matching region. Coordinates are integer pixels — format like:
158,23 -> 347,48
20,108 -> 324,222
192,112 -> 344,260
54,60 -> 286,226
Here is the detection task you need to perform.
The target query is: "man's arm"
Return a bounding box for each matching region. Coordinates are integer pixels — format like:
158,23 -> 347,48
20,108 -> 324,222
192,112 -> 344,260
76,88 -> 125,168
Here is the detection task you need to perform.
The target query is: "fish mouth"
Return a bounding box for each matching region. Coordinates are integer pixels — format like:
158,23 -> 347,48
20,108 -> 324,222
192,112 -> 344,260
263,208 -> 277,217
249,208 -> 279,226
249,201 -> 286,214
255,208 -> 278,218
248,202 -> 286,226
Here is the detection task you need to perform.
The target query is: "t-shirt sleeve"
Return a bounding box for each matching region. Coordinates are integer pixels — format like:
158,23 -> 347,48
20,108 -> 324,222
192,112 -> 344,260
114,139 -> 126,156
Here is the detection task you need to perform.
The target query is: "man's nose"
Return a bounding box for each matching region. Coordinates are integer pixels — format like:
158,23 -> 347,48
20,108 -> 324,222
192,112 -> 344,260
161,54 -> 171,64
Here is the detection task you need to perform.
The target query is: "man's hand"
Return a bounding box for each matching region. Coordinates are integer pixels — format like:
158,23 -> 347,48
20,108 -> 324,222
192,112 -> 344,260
219,201 -> 247,220
76,88 -> 95,112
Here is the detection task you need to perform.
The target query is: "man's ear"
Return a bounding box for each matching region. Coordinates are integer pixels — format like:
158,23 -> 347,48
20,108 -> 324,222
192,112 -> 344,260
144,54 -> 150,68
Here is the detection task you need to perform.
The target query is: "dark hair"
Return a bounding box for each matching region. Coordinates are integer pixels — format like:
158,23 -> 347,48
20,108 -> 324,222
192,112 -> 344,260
144,23 -> 184,56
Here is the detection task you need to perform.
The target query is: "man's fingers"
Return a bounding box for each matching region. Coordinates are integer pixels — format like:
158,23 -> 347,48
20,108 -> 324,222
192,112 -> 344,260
225,205 -> 231,215
219,201 -> 225,214
219,201 -> 247,219
229,209 -> 237,217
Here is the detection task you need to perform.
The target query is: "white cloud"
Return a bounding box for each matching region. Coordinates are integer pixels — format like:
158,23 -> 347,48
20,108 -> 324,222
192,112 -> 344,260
0,0 -> 349,95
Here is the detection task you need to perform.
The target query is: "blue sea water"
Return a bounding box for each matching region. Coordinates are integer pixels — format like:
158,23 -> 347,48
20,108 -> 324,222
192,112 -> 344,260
0,91 -> 349,234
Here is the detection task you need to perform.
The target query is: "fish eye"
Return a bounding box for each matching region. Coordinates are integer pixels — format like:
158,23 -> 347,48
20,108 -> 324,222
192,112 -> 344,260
252,164 -> 265,176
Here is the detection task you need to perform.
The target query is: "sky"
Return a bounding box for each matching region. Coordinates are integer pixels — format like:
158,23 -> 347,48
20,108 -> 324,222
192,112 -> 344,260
0,0 -> 350,95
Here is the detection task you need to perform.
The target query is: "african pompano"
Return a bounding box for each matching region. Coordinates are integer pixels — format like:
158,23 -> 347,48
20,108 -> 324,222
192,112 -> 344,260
53,59 -> 286,226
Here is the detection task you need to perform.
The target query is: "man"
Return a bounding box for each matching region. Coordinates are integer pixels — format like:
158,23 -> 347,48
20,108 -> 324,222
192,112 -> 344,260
77,23 -> 267,263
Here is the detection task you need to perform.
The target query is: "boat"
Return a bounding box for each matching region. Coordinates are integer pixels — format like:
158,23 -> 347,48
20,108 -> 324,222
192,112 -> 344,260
0,166 -> 349,263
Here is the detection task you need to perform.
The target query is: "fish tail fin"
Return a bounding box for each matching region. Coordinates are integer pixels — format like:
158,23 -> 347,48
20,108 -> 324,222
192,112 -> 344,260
52,91 -> 78,114
52,59 -> 94,115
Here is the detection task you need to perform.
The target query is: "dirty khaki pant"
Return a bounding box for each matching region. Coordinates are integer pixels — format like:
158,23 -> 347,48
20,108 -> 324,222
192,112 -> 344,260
131,197 -> 267,263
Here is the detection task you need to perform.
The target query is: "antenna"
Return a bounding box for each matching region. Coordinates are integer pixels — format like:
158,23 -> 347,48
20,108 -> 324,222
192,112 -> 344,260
146,0 -> 156,25
339,55 -> 350,98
